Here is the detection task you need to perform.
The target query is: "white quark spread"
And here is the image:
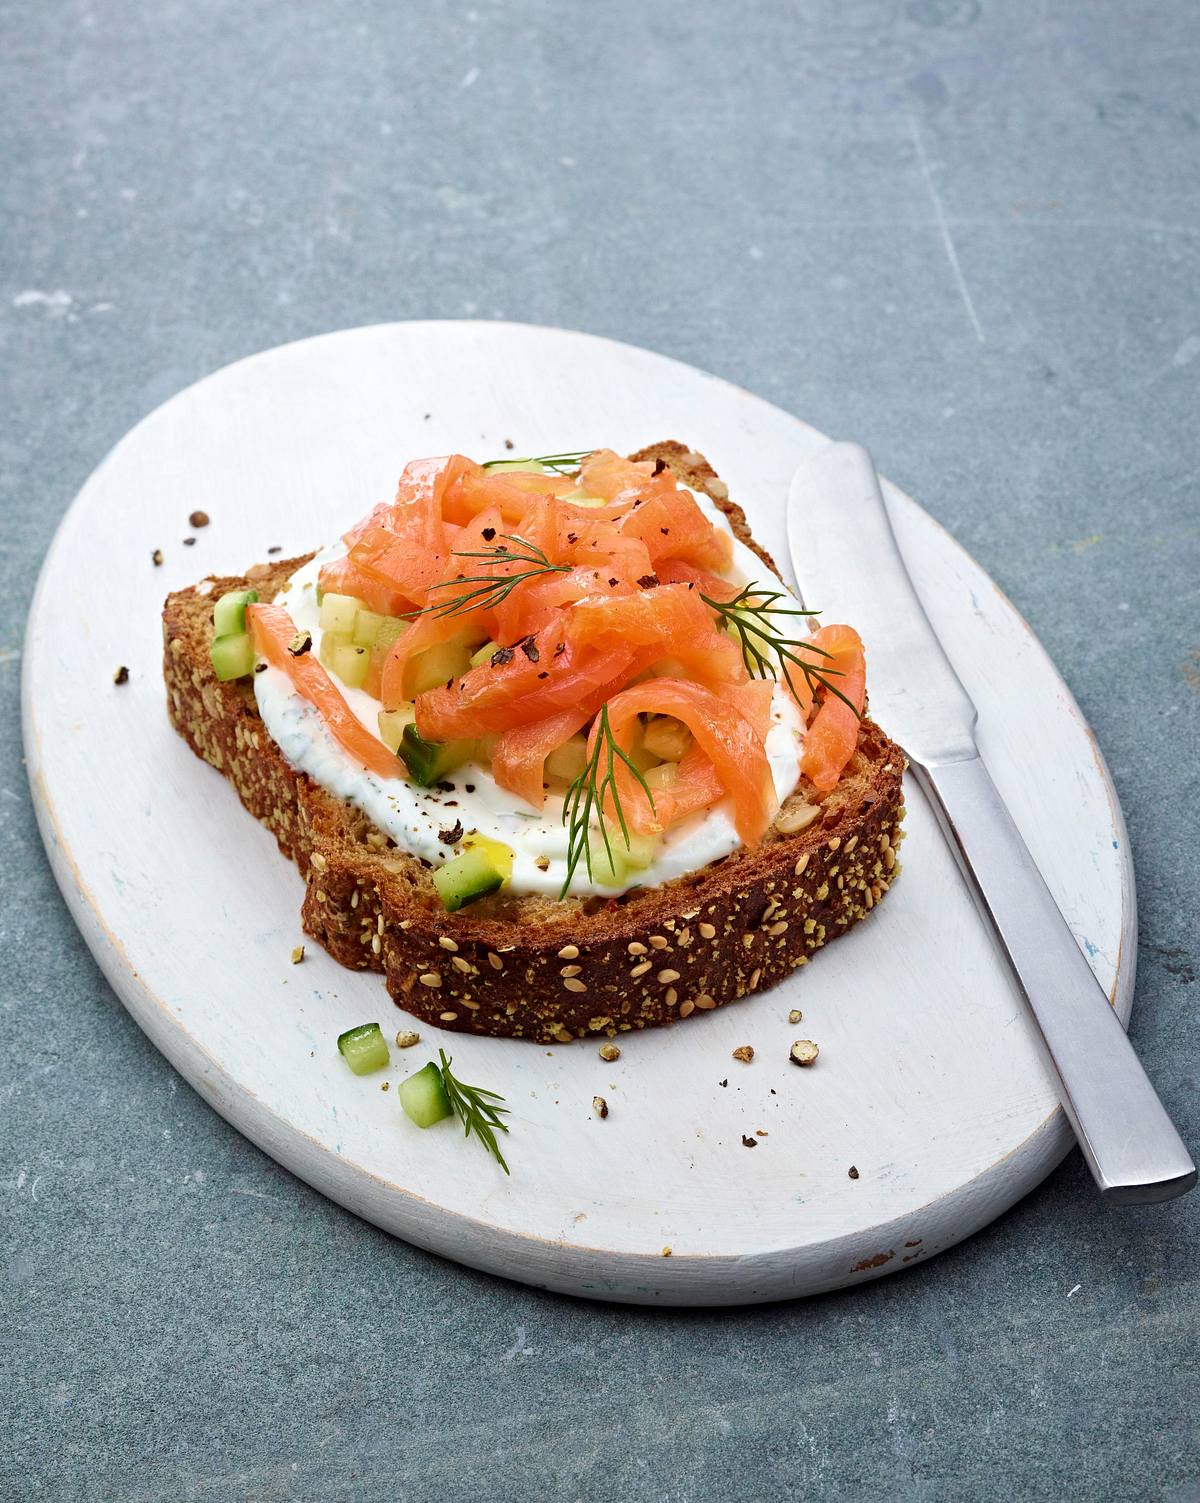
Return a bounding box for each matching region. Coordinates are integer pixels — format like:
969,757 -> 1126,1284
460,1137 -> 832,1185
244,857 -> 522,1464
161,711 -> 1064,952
254,487 -> 806,897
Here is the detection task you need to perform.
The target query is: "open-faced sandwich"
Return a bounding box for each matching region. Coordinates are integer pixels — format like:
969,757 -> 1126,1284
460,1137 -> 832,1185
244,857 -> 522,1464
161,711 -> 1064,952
163,443 -> 905,1044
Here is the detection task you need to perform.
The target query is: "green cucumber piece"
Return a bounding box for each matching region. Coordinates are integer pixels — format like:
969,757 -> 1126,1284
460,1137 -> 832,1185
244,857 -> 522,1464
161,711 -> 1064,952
433,846 -> 505,912
407,637 -> 475,696
319,592 -> 360,634
589,836 -> 627,888
481,459 -> 549,475
210,631 -> 255,682
399,1061 -> 453,1127
213,588 -> 258,637
328,642 -> 370,689
337,1022 -> 389,1075
399,725 -> 474,787
352,609 -> 386,647
544,733 -> 588,786
469,639 -> 501,669
374,617 -> 408,650
377,706 -> 416,753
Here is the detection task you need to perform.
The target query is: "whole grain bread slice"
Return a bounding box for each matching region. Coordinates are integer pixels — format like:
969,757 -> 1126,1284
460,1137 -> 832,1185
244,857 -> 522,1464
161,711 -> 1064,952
163,443 -> 906,1043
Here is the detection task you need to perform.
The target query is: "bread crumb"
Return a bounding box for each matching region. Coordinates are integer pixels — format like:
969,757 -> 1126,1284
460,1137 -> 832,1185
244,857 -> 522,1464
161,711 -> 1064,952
189,510 -> 210,528
113,665 -> 130,685
741,1135 -> 757,1148
395,1030 -> 420,1049
790,1039 -> 819,1067
598,1042 -> 620,1062
732,1045 -> 754,1063
290,945 -> 304,964
592,1095 -> 608,1119
380,1081 -> 390,1091
151,548 -> 163,567
756,1129 -> 768,1137
661,1246 -> 672,1257
788,1009 -> 803,1025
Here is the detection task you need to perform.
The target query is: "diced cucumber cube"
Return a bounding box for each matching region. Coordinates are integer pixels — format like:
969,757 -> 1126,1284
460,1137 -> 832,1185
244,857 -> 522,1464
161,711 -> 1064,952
210,631 -> 255,681
399,725 -> 475,787
433,846 -> 507,912
213,588 -> 259,638
337,1022 -> 389,1075
544,734 -> 589,786
643,715 -> 693,761
318,629 -> 352,671
644,761 -> 680,792
319,592 -> 360,634
589,836 -> 627,888
483,459 -> 549,475
407,637 -> 475,696
470,639 -> 501,669
377,706 -> 417,754
398,1061 -> 453,1127
621,829 -> 660,871
462,833 -> 514,880
374,617 -> 408,650
352,609 -> 386,647
329,642 -> 370,689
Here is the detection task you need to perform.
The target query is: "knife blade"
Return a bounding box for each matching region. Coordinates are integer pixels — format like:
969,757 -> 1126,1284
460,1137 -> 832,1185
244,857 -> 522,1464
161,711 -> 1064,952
787,440 -> 1195,1205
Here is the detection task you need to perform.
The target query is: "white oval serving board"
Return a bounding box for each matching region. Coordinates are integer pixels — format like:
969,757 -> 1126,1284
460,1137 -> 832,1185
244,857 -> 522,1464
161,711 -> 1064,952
23,321 -> 1133,1306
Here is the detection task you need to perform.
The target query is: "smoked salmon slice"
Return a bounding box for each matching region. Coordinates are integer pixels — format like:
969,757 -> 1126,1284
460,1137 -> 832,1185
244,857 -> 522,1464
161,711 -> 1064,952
597,678 -> 776,844
800,625 -> 866,793
492,709 -> 590,810
247,602 -> 401,781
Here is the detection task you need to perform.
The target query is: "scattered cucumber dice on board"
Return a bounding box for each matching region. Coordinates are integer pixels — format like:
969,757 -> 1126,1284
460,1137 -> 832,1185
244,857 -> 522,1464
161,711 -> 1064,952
336,1022 -> 390,1075
398,1061 -> 454,1127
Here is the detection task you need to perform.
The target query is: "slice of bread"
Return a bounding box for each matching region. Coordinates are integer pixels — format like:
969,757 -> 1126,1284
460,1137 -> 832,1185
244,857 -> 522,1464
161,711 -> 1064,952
163,443 -> 906,1044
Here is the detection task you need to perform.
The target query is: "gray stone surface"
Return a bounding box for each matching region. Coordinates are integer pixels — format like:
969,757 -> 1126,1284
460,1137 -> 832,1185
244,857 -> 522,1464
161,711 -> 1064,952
2,1 -> 1198,1498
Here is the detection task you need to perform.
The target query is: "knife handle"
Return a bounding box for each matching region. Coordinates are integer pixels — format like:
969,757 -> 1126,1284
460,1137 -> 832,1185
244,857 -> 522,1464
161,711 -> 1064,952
914,755 -> 1196,1204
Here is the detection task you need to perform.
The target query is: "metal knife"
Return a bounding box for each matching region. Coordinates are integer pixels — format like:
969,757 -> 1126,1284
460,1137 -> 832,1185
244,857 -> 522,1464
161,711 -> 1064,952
787,440 -> 1195,1205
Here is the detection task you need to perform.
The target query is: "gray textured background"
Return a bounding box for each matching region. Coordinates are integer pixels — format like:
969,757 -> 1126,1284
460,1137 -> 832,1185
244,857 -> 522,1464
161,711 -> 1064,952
3,2 -> 1198,1500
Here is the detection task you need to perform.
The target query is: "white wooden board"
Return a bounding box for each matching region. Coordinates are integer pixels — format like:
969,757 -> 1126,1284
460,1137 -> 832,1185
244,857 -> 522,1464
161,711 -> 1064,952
22,321 -> 1133,1305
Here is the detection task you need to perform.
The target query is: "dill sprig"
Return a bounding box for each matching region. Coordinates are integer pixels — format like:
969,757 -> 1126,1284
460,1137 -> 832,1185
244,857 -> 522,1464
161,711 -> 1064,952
438,1050 -> 511,1174
701,582 -> 861,716
482,449 -> 593,475
412,534 -> 568,620
560,705 -> 655,898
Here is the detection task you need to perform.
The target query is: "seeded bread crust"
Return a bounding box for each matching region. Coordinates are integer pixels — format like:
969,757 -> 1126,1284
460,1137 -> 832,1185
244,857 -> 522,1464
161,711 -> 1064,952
163,443 -> 906,1044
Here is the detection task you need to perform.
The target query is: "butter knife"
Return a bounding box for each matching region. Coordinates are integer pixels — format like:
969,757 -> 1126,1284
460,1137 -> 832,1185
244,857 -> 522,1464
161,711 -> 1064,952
787,441 -> 1195,1205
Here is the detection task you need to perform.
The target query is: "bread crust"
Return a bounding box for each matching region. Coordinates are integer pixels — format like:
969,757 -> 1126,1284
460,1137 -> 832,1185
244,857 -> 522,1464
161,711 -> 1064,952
163,444 -> 906,1043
